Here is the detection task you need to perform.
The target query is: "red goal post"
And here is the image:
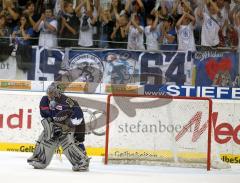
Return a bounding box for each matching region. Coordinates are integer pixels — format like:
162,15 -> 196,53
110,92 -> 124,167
104,94 -> 213,171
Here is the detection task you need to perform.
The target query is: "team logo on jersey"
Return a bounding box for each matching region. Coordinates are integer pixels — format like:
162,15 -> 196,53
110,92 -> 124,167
180,28 -> 190,39
68,53 -> 104,83
206,19 -> 213,29
66,98 -> 74,108
55,105 -> 63,110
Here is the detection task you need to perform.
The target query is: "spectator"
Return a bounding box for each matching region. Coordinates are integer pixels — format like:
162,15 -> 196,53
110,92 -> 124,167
23,1 -> 41,45
215,0 -> 230,47
150,1 -> 167,17
77,0 -> 97,48
34,5 -> 58,48
53,0 -> 64,17
225,24 -> 239,48
110,14 -> 128,48
197,0 -> 220,47
193,1 -> 203,46
59,1 -> 79,47
12,14 -> 33,71
23,1 -> 40,29
172,0 -> 192,19
144,13 -> 160,50
216,0 -> 229,25
159,16 -> 177,50
17,0 -> 29,11
0,0 -> 3,12
0,14 -> 13,62
176,11 -> 196,51
229,0 -> 240,23
1,0 -> 20,31
188,0 -> 200,11
110,0 -> 124,21
125,0 -> 145,26
126,14 -> 145,50
97,8 -> 114,48
99,0 -> 111,11
12,14 -> 33,46
233,9 -> 240,50
144,0 -> 157,17
0,14 -> 9,44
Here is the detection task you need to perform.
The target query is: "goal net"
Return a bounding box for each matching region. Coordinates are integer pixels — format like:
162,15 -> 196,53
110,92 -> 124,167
104,94 -> 215,170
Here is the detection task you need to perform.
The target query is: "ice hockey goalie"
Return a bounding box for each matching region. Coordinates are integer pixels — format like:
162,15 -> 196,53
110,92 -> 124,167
27,83 -> 90,171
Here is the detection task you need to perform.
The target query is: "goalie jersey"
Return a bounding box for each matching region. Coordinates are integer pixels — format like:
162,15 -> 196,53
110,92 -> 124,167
39,94 -> 83,121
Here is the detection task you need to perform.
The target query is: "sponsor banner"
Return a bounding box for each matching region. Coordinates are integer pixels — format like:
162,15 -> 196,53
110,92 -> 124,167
194,50 -> 239,87
0,91 -> 106,148
104,84 -> 139,94
0,143 -> 104,156
43,81 -> 102,94
0,80 -> 31,90
144,85 -> 240,99
30,80 -> 44,91
107,96 -> 210,163
57,82 -> 88,92
220,154 -> 240,164
107,96 -> 240,163
108,149 -> 240,164
0,56 -> 28,80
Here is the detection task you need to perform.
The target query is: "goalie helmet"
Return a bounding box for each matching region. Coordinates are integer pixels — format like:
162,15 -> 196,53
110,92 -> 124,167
47,83 -> 63,100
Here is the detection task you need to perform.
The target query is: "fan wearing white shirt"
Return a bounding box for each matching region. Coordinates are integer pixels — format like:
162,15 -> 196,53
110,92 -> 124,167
197,0 -> 220,47
77,0 -> 97,47
144,13 -> 160,50
216,0 -> 229,28
34,6 -> 58,48
126,14 -> 145,50
176,11 -> 196,51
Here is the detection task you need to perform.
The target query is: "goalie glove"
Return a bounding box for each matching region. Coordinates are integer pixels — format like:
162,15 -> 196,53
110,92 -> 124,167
64,118 -> 83,129
71,118 -> 83,126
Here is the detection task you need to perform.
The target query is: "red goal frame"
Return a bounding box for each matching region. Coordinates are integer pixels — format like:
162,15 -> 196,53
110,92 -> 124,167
104,94 -> 213,171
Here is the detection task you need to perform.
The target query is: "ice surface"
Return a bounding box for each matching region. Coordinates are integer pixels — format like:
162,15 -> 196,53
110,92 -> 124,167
0,152 -> 240,183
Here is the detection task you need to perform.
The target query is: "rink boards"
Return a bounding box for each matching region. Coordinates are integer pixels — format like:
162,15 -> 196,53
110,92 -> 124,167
0,91 -> 240,164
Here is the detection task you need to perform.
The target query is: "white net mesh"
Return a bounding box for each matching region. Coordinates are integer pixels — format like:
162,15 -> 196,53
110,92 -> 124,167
105,95 -> 214,169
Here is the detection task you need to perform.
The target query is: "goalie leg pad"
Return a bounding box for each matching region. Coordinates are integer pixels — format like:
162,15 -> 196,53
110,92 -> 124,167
41,118 -> 56,141
27,132 -> 44,163
59,133 -> 90,171
28,135 -> 58,169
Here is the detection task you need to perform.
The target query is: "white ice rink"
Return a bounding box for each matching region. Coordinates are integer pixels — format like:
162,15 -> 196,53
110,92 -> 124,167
1,151 -> 240,183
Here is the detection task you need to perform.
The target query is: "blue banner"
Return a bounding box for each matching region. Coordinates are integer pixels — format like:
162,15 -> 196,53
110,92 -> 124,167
28,48 -> 193,85
28,47 -> 64,81
144,85 -> 240,99
194,50 -> 239,87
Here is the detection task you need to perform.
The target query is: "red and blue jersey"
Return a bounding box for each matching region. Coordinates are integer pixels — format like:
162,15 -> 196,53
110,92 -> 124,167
39,94 -> 84,121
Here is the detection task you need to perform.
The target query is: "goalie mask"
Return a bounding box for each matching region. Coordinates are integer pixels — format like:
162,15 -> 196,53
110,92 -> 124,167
47,83 -> 62,100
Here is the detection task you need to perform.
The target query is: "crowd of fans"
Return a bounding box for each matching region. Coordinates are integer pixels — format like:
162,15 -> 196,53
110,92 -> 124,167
0,0 -> 240,51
